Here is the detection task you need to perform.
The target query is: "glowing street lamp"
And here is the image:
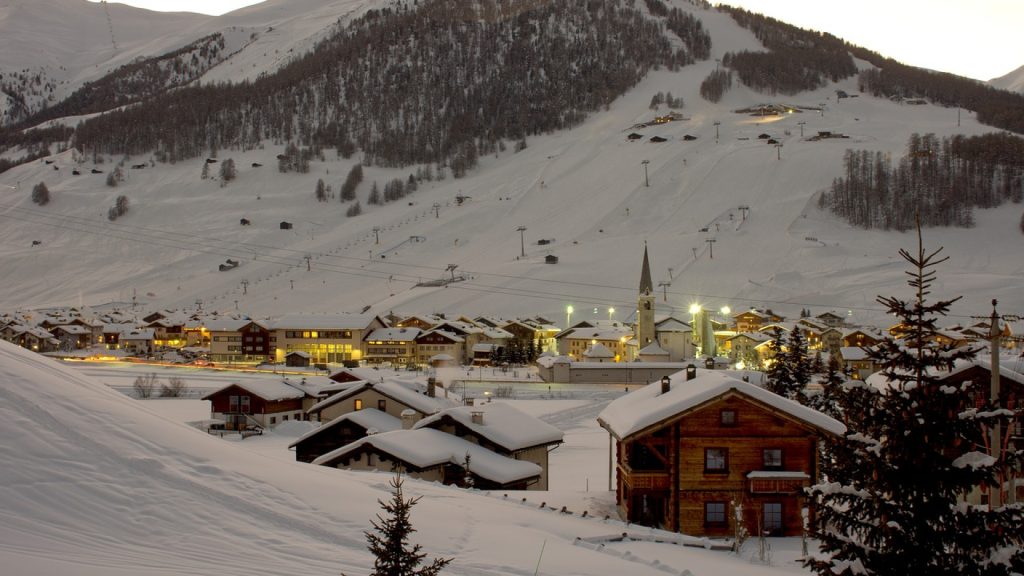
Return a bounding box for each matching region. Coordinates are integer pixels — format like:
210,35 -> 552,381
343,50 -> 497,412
566,305 -> 574,328
720,305 -> 731,316
608,307 -> 615,321
688,303 -> 701,315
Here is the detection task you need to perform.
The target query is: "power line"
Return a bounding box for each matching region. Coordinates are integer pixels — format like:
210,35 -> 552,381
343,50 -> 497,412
0,203 -> 1003,320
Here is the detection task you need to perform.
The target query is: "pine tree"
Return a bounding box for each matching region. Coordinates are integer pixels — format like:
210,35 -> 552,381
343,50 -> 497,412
315,178 -> 327,202
806,225 -> 1024,576
31,182 -> 50,205
368,181 -> 381,205
349,473 -> 452,576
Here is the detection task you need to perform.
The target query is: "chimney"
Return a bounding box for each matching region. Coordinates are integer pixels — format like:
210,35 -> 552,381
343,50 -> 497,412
686,364 -> 697,381
471,411 -> 484,425
660,375 -> 671,395
427,377 -> 436,398
401,409 -> 417,430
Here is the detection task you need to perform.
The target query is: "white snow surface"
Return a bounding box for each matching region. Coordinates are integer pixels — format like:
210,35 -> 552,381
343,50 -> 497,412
598,369 -> 846,439
0,338 -> 821,576
990,64 -> 1024,93
288,406 -> 400,448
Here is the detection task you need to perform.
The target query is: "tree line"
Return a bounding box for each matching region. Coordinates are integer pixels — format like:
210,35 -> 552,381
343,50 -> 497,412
819,132 -> 1024,230
68,0 -> 691,174
719,6 -> 857,95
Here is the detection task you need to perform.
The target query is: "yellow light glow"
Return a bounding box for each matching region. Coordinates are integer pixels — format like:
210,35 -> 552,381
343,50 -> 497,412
689,303 -> 701,315
721,306 -> 731,315
567,305 -> 574,314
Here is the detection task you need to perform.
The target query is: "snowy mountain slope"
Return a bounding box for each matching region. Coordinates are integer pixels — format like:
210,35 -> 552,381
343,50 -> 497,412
0,1 -> 1020,327
0,0 -> 375,125
0,339 -> 808,575
991,64 -> 1024,93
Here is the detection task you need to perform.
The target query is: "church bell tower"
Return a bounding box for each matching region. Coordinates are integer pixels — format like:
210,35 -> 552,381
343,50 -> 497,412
637,244 -> 656,347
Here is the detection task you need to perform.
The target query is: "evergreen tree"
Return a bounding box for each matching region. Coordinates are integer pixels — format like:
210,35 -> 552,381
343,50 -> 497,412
31,182 -> 50,205
806,227 -> 1024,576
349,473 -> 452,576
346,200 -> 362,217
201,161 -> 209,180
767,326 -> 812,404
219,158 -> 236,185
315,178 -> 327,202
341,163 -> 363,202
368,181 -> 381,205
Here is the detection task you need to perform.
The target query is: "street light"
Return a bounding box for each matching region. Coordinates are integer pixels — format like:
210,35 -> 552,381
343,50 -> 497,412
608,307 -> 615,321
641,160 -> 650,187
566,305 -> 574,328
721,305 -> 731,316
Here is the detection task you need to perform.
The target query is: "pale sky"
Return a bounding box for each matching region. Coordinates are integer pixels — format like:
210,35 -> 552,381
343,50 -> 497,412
96,0 -> 1022,81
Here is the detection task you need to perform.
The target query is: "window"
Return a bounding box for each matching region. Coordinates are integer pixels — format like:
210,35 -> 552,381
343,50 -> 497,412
378,399 -> 387,411
763,448 -> 783,470
720,409 -> 737,426
764,502 -> 783,533
270,416 -> 277,425
240,396 -> 251,413
705,501 -> 727,526
229,395 -> 239,411
354,399 -> 363,411
705,448 -> 728,473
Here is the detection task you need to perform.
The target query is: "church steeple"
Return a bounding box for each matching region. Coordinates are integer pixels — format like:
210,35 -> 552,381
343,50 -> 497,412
639,243 -> 654,296
637,243 -> 656,348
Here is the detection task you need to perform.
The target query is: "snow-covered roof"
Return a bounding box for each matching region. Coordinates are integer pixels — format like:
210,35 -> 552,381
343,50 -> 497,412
583,343 -> 614,358
286,350 -> 311,358
429,353 -> 455,361
655,318 -> 691,332
414,403 -> 563,452
307,380 -> 454,416
839,347 -> 870,361
121,328 -> 155,340
560,327 -> 632,341
312,428 -> 542,485
53,325 -> 92,335
597,370 -> 845,440
366,327 -> 421,342
288,408 -> 402,448
638,342 -> 669,356
203,319 -> 250,332
729,331 -> 772,343
203,379 -> 308,402
472,343 -> 496,353
269,313 -> 380,330
418,329 -> 464,343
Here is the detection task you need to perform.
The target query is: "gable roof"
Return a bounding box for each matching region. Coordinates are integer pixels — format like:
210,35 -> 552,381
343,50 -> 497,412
268,313 -> 383,330
306,380 -> 454,416
413,403 -> 563,452
597,370 -> 845,441
202,380 -> 309,402
312,428 -> 542,485
288,408 -> 402,448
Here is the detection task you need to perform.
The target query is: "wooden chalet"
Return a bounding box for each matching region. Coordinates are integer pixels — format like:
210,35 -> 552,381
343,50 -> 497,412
203,380 -> 312,433
413,403 -> 563,490
598,369 -> 844,537
289,408 -> 402,463
312,428 -> 543,490
305,379 -> 453,423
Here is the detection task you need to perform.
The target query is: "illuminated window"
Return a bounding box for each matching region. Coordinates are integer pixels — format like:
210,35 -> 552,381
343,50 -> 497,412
354,399 -> 363,411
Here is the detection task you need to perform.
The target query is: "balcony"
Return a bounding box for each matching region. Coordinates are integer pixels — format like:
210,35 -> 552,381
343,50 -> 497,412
747,471 -> 809,494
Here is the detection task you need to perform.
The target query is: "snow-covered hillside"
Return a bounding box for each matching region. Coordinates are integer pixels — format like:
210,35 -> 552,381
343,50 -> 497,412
0,339 -> 816,575
991,64 -> 1024,94
0,0 -> 1020,329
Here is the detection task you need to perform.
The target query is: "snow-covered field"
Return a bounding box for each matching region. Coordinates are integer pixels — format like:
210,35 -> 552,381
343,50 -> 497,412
1,2 -> 1020,330
0,341 -> 816,575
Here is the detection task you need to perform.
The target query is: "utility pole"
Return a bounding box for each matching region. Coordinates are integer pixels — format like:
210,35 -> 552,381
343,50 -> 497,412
446,264 -> 458,282
658,281 -> 670,302
516,225 -> 527,258
433,202 -> 441,218
642,160 -> 650,187
705,237 -> 716,259
738,205 -> 750,221
240,279 -> 249,295
797,121 -> 806,138
304,254 -> 312,271
372,226 -> 380,244
714,121 -> 721,143
775,143 -> 783,160
990,300 -> 1003,507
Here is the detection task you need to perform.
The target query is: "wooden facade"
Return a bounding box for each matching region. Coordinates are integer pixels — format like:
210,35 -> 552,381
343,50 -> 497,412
204,384 -> 304,430
612,391 -> 831,537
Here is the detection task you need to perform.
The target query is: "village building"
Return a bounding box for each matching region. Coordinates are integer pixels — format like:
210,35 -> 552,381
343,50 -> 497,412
270,313 -> 386,365
364,327 -> 422,366
415,329 -> 464,365
838,346 -> 878,380
413,403 -> 563,490
556,323 -> 633,362
654,316 -> 696,362
289,408 -> 402,463
312,428 -> 543,490
203,379 -> 315,432
120,328 -> 155,356
725,332 -> 773,368
305,379 -> 454,423
597,369 -> 844,537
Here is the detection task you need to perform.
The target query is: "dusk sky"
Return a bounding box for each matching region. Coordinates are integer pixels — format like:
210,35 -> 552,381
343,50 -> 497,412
93,0 -> 1023,81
